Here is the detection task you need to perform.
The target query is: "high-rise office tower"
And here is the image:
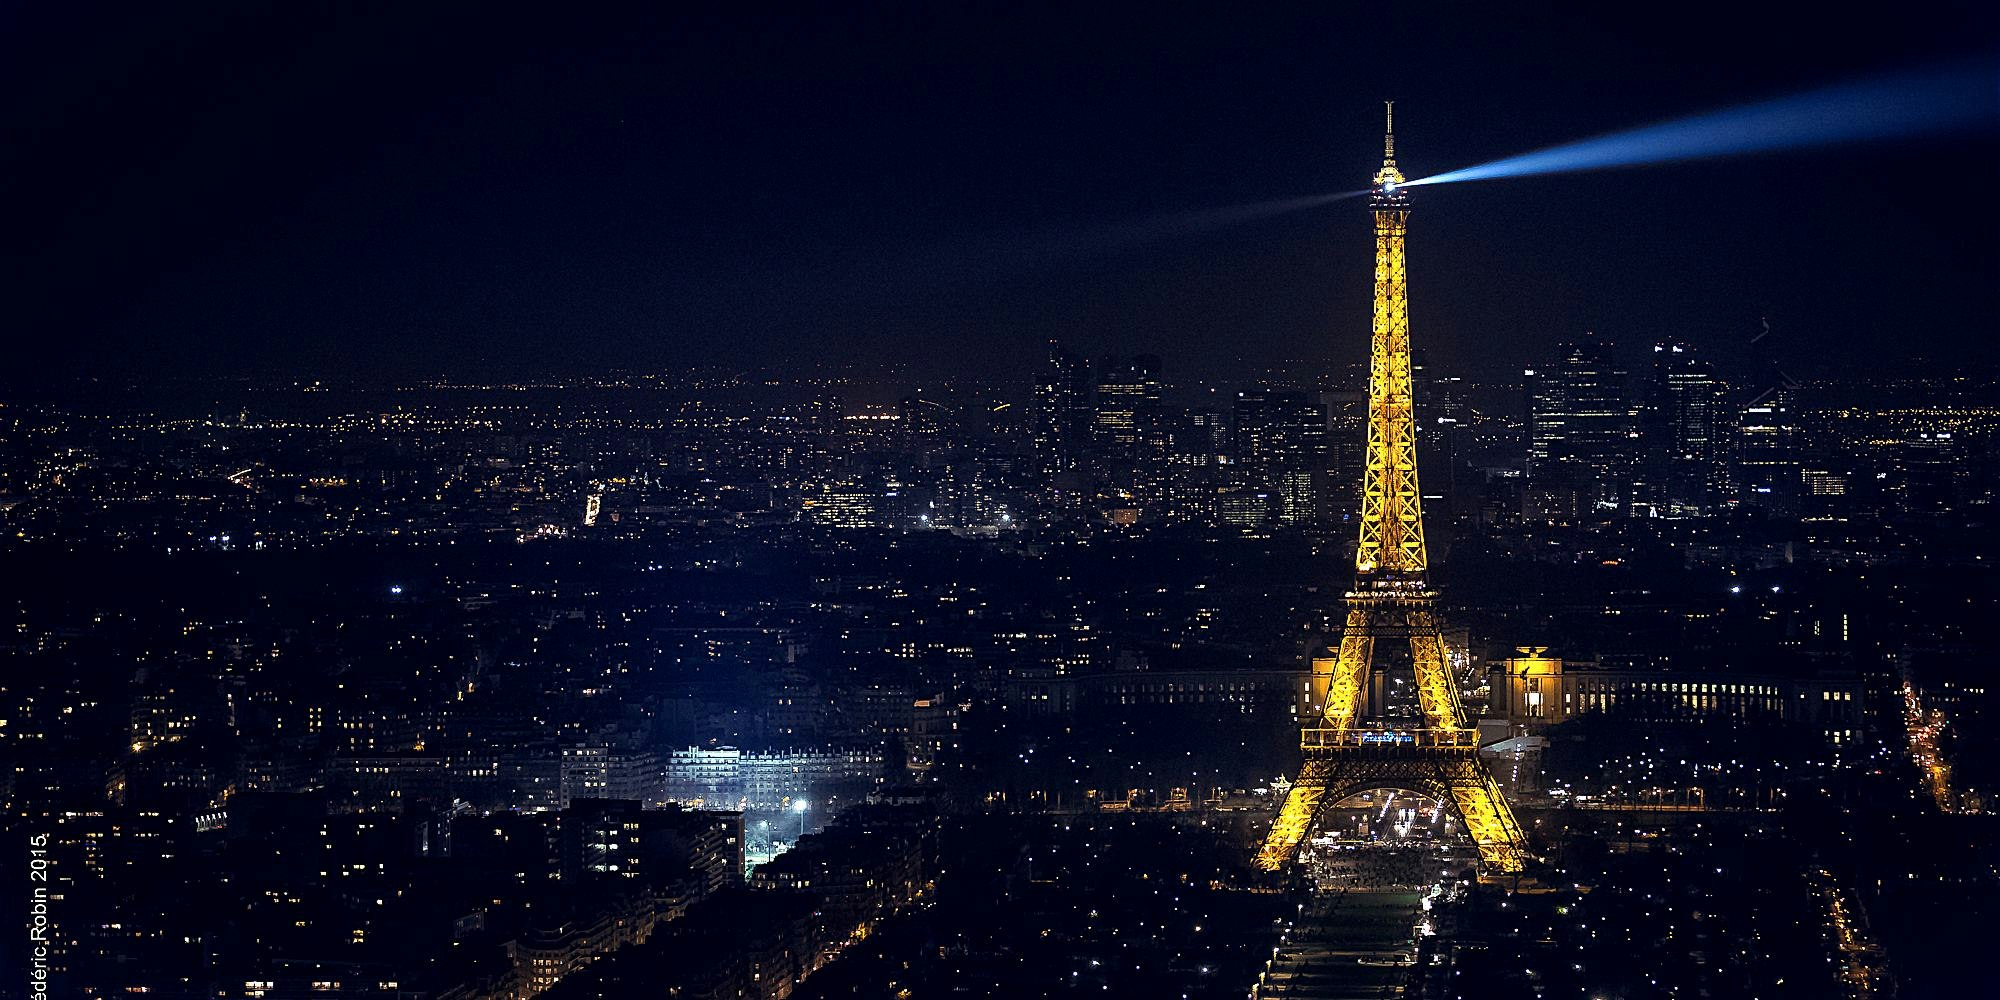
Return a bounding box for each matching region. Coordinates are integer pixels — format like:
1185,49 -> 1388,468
1634,340 -> 1732,516
1525,332 -> 1633,516
1415,358 -> 1469,528
1031,342 -> 1091,474
1093,355 -> 1164,456
1737,320 -> 1802,513
1319,384 -> 1369,523
899,394 -> 947,438
1160,409 -> 1227,523
1738,383 -> 1801,513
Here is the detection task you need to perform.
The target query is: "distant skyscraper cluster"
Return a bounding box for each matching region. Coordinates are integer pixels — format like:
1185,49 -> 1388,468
1020,340 -> 1482,533
1519,330 -> 1819,522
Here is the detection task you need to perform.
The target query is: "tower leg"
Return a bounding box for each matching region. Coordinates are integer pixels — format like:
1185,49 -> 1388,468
1405,611 -> 1460,733
1446,766 -> 1527,873
1256,769 -> 1327,871
1321,611 -> 1374,729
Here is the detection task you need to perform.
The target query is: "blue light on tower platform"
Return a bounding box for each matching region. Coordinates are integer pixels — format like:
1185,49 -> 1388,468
1360,732 -> 1418,745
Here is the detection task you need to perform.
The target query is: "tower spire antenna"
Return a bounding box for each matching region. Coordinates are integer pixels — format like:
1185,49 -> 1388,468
1383,100 -> 1396,163
1371,103 -> 1407,205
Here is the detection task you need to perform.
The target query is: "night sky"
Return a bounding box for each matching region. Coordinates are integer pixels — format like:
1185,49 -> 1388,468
6,2 -> 1996,386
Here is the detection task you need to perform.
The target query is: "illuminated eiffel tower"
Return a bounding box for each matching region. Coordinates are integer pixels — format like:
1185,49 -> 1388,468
1256,105 -> 1527,874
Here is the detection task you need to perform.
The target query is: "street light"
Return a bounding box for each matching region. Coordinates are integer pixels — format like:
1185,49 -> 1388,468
794,798 -> 810,839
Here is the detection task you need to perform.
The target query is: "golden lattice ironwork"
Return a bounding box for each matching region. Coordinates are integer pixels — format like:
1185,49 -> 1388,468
1258,105 -> 1528,876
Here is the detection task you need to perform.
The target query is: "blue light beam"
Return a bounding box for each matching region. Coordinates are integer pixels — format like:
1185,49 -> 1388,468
1404,60 -> 2000,188
1027,190 -> 1370,256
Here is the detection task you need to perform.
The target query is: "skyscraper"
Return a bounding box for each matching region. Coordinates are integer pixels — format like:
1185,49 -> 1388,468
1526,333 -> 1633,516
1415,358 -> 1469,528
1092,354 -> 1164,456
1318,380 -> 1369,524
1738,385 -> 1801,513
1737,320 -> 1803,513
899,394 -> 947,438
1633,340 -> 1732,516
1031,342 -> 1091,475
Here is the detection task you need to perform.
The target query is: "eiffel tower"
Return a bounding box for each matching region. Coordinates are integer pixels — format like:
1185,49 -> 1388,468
1256,105 -> 1528,874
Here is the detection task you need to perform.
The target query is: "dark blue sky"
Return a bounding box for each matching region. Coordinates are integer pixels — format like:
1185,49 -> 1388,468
6,2 -> 1996,385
